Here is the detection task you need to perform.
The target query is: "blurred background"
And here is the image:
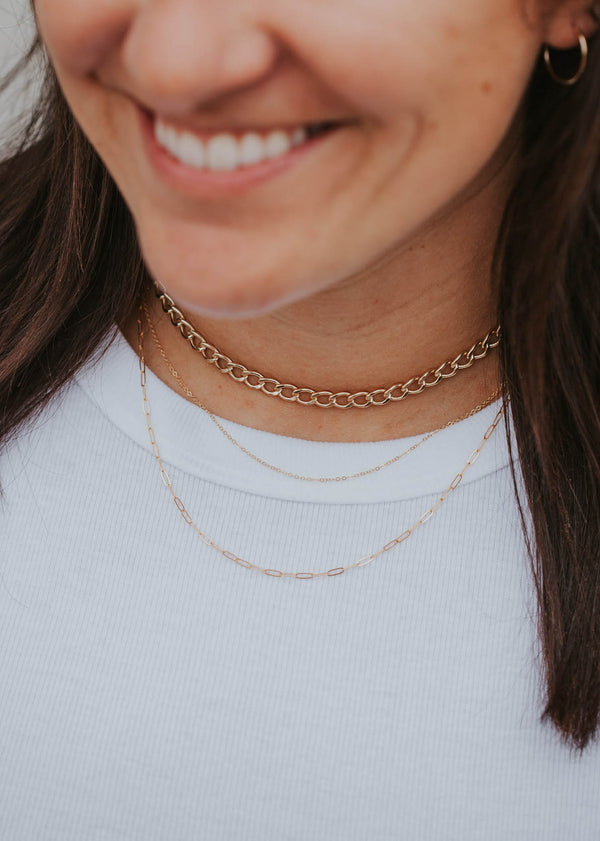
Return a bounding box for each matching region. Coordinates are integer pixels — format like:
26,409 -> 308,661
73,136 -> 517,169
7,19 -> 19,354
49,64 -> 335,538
1,0 -> 39,139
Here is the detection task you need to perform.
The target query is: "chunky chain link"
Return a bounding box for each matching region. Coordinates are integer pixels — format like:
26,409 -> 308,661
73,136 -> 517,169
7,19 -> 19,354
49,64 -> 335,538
143,296 -> 501,484
154,282 -> 502,409
138,303 -> 506,579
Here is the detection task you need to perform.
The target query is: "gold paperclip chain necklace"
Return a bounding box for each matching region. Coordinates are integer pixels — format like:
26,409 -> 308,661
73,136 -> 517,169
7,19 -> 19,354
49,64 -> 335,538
143,297 -> 501,484
154,281 -> 502,409
137,305 -> 506,579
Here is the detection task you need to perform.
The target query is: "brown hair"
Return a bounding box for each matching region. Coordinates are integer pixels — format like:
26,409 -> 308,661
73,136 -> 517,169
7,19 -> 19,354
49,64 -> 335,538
1,26 -> 600,749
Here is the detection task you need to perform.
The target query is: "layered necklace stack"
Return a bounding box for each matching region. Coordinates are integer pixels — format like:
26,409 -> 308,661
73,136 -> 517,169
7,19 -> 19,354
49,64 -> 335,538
137,288 -> 505,579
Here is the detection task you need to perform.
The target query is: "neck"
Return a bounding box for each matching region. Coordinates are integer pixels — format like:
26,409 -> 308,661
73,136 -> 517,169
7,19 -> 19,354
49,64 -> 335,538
125,155 -> 511,443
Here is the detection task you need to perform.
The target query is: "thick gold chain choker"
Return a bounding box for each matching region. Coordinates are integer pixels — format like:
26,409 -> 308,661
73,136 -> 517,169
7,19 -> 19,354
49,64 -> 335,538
154,282 -> 501,409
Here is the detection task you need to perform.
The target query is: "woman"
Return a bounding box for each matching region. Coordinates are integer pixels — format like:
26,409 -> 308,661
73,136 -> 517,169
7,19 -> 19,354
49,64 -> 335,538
1,0 -> 599,837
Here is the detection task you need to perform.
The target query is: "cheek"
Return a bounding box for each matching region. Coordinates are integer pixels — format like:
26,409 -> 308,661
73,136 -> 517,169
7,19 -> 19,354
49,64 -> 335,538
35,0 -> 131,75
330,3 -> 540,186
274,0 -> 538,116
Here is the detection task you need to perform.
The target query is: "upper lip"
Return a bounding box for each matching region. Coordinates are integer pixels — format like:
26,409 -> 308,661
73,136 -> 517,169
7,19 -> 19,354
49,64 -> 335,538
143,106 -> 354,134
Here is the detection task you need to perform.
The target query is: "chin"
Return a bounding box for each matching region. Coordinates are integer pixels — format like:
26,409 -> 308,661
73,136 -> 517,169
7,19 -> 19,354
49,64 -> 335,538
147,265 -> 312,320
137,222 -> 320,319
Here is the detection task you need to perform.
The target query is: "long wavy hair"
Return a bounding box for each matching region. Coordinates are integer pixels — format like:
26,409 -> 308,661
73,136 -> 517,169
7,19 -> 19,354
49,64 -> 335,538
1,13 -> 600,749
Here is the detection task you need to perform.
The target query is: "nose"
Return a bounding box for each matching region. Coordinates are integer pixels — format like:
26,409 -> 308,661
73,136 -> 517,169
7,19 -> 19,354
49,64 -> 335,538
120,0 -> 281,117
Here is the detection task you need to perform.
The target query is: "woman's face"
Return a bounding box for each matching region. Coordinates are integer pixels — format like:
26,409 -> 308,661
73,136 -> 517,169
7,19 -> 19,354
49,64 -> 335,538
35,0 -> 545,316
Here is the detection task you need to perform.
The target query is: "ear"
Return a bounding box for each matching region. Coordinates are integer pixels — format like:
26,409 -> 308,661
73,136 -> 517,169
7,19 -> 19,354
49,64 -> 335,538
543,1 -> 599,48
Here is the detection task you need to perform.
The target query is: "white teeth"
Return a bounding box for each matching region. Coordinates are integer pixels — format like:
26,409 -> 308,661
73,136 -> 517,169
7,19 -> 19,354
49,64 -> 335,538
264,130 -> 291,159
154,117 -> 312,172
178,131 -> 205,168
164,124 -> 179,151
155,119 -> 169,148
291,127 -> 307,147
239,133 -> 264,166
206,133 -> 239,171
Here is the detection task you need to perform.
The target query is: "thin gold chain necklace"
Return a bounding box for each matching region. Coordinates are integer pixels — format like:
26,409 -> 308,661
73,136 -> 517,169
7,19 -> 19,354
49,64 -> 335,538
143,297 -> 501,484
137,305 -> 506,579
153,281 -> 502,409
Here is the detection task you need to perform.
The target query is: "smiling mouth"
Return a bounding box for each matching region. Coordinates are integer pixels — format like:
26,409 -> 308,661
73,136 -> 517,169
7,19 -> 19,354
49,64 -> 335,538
152,114 -> 348,173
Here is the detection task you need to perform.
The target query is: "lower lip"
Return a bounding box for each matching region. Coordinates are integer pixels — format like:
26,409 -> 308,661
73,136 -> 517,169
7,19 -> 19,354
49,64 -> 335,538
137,107 -> 344,199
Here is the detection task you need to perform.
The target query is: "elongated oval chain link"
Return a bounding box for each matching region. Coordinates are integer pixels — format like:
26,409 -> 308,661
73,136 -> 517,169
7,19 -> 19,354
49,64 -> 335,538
137,305 -> 507,578
143,297 -> 501,483
153,282 -> 502,409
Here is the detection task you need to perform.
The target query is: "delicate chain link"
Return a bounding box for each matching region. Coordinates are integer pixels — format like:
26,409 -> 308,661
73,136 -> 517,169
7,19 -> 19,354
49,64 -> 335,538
137,303 -> 506,579
143,297 -> 501,483
153,282 -> 502,409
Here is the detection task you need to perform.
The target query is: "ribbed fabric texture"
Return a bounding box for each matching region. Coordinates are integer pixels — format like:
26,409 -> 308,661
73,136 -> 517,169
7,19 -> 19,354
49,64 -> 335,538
1,331 -> 599,841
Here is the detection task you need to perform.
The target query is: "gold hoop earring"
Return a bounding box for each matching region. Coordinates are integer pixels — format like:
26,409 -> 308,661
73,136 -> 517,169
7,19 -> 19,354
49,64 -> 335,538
543,33 -> 588,86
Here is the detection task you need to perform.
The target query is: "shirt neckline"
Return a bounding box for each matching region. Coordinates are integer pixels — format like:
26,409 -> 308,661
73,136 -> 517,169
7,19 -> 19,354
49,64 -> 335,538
74,328 -> 512,505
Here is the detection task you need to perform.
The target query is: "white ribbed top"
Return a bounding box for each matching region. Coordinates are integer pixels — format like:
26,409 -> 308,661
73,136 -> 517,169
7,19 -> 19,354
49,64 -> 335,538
1,329 -> 598,841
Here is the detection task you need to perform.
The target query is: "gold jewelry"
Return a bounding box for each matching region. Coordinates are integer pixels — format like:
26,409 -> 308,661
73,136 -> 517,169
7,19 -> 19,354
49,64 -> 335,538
544,33 -> 588,86
137,303 -> 506,579
153,282 -> 501,409
143,297 -> 501,483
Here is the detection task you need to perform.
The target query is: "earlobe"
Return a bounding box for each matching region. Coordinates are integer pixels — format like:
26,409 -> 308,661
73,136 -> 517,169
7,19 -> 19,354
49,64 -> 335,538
543,1 -> 599,49
543,32 -> 588,84
541,1 -> 598,86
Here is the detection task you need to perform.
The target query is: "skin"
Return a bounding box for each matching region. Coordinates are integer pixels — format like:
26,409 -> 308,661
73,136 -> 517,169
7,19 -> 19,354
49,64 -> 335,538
35,0 -> 597,441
